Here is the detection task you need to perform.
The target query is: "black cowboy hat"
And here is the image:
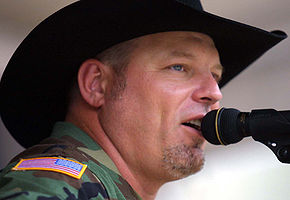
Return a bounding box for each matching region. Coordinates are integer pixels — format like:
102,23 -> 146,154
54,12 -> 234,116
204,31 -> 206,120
0,0 -> 287,148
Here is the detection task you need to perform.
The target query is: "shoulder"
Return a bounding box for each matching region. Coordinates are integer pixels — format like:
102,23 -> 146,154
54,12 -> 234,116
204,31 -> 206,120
0,140 -> 110,200
0,137 -> 139,200
0,160 -> 109,200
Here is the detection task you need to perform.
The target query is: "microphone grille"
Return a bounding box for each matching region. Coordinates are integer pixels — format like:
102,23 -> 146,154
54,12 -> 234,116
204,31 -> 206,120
201,108 -> 242,145
219,108 -> 242,144
201,109 -> 221,145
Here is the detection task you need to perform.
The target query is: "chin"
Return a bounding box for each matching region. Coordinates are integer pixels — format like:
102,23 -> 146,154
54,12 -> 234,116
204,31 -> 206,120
162,144 -> 205,179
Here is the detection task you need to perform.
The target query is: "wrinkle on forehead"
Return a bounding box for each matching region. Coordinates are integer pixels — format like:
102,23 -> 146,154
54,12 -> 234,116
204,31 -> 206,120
169,50 -> 196,59
182,32 -> 216,47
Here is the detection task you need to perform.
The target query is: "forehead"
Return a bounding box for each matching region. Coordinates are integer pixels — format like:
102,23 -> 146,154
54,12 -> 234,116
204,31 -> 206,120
131,32 -> 219,59
130,31 -> 223,70
137,31 -> 216,49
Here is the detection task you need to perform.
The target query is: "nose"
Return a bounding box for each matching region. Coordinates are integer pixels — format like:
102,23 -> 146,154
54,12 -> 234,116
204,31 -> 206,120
192,74 -> 223,106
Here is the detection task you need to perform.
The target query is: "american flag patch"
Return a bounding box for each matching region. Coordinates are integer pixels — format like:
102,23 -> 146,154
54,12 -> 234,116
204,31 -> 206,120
12,157 -> 87,179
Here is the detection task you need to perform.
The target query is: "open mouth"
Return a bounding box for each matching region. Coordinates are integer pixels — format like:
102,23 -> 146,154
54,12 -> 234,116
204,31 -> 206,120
182,119 -> 201,131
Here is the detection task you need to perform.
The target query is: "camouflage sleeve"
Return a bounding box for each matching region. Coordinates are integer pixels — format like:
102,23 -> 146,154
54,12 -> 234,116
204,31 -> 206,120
0,162 -> 109,200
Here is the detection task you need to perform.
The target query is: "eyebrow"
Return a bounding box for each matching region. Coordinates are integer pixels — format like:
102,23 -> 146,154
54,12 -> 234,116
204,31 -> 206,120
169,50 -> 224,71
214,64 -> 224,73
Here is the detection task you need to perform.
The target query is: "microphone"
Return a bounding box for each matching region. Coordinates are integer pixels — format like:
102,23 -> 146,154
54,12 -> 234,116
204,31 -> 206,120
201,107 -> 290,145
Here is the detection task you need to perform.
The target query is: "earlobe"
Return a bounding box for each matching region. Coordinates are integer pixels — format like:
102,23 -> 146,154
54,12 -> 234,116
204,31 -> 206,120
78,59 -> 109,108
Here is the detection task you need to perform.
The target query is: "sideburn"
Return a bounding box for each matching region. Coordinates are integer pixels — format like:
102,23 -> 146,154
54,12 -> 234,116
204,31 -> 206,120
109,70 -> 127,100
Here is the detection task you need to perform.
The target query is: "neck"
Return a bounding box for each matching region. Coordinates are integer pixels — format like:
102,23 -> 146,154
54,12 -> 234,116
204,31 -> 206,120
83,121 -> 161,200
97,133 -> 160,200
66,114 -> 162,200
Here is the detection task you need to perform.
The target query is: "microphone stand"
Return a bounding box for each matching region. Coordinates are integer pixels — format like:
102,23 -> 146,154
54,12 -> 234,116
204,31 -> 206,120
260,140 -> 290,164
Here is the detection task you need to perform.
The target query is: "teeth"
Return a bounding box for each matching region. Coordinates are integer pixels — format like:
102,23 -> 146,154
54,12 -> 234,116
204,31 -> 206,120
186,119 -> 201,127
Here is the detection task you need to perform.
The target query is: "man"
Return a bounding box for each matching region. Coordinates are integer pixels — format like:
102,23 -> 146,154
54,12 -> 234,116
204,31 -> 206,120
0,0 -> 287,199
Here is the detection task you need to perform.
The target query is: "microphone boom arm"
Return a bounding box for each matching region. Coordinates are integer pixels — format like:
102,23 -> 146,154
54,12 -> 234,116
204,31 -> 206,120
249,109 -> 290,164
201,108 -> 290,164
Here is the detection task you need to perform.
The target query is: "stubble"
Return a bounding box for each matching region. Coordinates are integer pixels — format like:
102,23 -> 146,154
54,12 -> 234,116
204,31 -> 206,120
162,137 -> 205,179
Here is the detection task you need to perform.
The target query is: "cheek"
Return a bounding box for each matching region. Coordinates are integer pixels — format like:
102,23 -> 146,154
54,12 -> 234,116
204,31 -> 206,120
150,81 -> 192,125
117,78 -> 163,136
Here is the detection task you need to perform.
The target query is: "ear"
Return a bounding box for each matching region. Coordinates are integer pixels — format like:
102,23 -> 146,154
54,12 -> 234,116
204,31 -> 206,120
78,59 -> 111,108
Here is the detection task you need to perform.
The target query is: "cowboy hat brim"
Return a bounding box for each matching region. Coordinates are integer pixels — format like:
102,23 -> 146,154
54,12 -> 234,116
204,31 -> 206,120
0,0 -> 287,148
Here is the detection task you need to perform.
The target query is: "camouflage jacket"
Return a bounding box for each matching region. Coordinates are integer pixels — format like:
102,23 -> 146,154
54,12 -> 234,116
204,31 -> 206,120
0,122 -> 141,200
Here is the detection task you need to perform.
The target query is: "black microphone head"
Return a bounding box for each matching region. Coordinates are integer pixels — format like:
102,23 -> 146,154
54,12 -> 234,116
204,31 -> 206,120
201,108 -> 243,145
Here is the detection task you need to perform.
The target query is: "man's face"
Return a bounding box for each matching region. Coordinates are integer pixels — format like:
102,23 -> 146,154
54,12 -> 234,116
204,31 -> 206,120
99,31 -> 223,182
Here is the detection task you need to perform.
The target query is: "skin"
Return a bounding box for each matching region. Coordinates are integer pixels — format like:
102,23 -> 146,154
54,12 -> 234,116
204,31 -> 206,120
66,31 -> 223,200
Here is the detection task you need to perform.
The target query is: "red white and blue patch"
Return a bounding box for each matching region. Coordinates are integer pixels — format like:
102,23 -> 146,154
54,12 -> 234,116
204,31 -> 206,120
12,157 -> 87,179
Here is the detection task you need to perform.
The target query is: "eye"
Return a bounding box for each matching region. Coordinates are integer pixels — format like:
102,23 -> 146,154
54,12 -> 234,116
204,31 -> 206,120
170,64 -> 185,72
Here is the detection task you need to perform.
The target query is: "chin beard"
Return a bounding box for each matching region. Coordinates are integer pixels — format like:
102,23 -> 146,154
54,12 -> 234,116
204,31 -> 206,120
162,140 -> 205,179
